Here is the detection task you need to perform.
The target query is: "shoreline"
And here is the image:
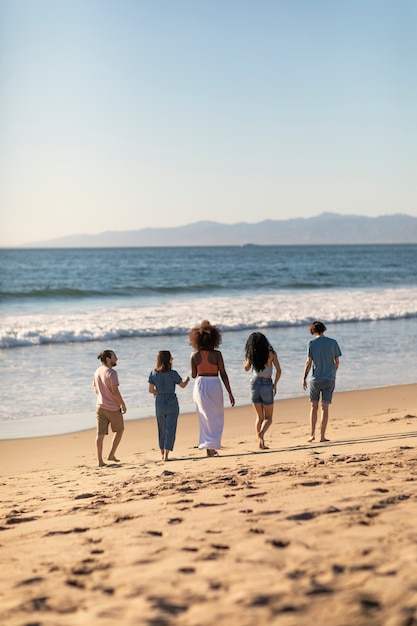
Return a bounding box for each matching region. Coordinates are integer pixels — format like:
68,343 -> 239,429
1,383 -> 415,475
1,378 -> 415,441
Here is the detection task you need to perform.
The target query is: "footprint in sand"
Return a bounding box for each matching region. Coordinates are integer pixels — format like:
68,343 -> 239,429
300,481 -> 322,487
45,527 -> 90,536
114,515 -> 134,523
74,492 -> 96,500
268,539 -> 290,548
245,491 -> 268,499
66,578 -> 85,589
371,494 -> 410,509
286,511 -> 316,521
178,567 -> 196,574
16,576 -> 45,586
6,515 -> 38,525
181,547 -> 199,552
210,543 -> 229,551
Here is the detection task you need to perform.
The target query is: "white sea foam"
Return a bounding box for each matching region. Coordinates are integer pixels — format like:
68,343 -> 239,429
1,287 -> 416,348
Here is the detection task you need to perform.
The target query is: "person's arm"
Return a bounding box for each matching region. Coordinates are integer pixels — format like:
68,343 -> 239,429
190,353 -> 198,378
302,357 -> 312,390
244,357 -> 251,371
149,383 -> 157,397
111,385 -> 126,413
179,376 -> 190,389
271,352 -> 281,396
217,351 -> 235,406
334,356 -> 339,372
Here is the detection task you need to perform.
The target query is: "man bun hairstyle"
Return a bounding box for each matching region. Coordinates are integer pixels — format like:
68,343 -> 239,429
98,349 -> 113,362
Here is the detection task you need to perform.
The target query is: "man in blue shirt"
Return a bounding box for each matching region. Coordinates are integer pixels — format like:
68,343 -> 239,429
302,321 -> 342,443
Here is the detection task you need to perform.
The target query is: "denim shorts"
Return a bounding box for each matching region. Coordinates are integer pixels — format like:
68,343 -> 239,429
250,378 -> 274,405
309,379 -> 335,404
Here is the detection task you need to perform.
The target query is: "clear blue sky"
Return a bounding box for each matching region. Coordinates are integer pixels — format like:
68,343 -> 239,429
1,0 -> 416,246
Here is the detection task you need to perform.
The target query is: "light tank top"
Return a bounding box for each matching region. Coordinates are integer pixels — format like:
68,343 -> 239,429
253,364 -> 273,378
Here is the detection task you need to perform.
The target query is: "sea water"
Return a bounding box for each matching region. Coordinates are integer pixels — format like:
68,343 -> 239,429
1,245 -> 416,438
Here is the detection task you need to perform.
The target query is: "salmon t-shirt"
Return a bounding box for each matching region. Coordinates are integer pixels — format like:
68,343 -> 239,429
94,365 -> 120,411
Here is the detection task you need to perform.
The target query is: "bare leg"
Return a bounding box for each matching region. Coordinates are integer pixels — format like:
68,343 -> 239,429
253,403 -> 266,448
258,404 -> 273,449
108,429 -> 124,462
164,449 -> 170,461
96,434 -> 106,467
308,402 -> 319,442
320,403 -> 329,441
253,403 -> 272,449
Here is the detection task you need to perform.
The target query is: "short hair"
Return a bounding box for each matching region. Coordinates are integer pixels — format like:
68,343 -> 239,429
97,350 -> 114,363
155,350 -> 172,372
310,321 -> 327,335
189,320 -> 222,351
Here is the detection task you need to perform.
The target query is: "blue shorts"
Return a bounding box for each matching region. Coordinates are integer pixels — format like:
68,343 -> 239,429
310,380 -> 335,404
250,378 -> 274,405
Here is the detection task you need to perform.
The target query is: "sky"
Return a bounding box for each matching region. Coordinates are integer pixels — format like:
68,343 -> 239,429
1,0 -> 416,246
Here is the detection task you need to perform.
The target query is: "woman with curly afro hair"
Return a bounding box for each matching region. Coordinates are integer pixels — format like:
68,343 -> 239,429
244,332 -> 281,449
189,320 -> 235,457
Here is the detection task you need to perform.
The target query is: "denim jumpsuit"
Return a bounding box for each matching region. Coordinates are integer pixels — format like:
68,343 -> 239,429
148,369 -> 183,451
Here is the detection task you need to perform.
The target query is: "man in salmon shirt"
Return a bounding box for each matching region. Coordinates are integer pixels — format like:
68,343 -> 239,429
93,350 -> 127,466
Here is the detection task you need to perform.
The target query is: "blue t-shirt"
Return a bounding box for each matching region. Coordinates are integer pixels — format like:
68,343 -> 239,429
308,336 -> 342,381
148,369 -> 182,394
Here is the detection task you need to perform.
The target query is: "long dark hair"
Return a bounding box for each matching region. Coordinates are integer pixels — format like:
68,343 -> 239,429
245,332 -> 274,372
189,320 -> 222,351
155,351 -> 172,372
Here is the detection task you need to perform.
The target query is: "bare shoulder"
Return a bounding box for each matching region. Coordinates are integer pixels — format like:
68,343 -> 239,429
209,349 -> 222,363
267,349 -> 277,364
191,350 -> 201,363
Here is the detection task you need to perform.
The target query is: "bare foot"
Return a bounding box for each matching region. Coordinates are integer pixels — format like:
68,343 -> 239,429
258,434 -> 269,450
98,462 -> 107,467
108,456 -> 120,462
207,449 -> 218,457
320,437 -> 329,442
307,436 -> 315,443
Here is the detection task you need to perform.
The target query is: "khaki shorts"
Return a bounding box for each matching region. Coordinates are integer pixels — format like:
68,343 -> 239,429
96,407 -> 124,435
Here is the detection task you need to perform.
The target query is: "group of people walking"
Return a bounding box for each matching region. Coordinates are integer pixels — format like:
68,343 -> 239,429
93,320 -> 341,466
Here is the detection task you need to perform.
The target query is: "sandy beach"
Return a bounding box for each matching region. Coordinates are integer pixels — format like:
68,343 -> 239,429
1,383 -> 416,625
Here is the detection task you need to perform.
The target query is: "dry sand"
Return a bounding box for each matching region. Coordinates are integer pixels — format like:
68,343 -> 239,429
1,383 -> 416,626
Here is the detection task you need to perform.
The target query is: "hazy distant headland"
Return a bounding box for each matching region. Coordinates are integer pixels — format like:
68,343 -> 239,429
23,212 -> 417,247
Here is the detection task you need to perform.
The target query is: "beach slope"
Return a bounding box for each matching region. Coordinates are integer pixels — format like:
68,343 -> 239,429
1,384 -> 416,625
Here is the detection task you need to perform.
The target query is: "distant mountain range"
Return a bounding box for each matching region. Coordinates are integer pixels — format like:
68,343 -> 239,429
24,212 -> 417,247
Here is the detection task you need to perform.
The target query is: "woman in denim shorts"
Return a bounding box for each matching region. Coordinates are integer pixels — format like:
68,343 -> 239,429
244,332 -> 282,450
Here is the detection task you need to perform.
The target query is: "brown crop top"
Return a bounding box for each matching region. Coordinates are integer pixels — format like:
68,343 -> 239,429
196,350 -> 219,376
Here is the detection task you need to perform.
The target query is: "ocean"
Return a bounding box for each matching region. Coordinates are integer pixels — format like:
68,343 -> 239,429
1,245 -> 416,439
